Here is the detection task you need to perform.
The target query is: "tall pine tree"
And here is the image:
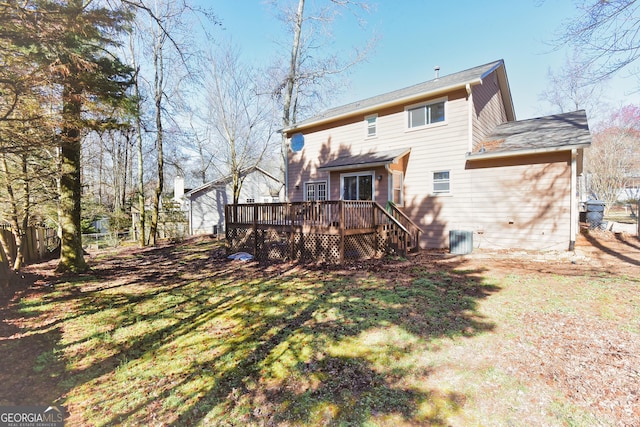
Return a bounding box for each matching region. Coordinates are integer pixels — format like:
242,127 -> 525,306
1,1 -> 134,273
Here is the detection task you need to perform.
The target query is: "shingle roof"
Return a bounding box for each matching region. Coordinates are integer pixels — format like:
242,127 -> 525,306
469,110 -> 592,158
286,59 -> 509,132
318,148 -> 410,171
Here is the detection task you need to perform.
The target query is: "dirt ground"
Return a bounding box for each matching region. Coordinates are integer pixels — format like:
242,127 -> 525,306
446,229 -> 640,425
1,229 -> 638,425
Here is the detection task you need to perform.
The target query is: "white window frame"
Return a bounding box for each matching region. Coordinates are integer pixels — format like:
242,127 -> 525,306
432,170 -> 451,195
340,171 -> 375,201
405,97 -> 447,131
304,181 -> 328,201
391,170 -> 404,206
365,114 -> 377,138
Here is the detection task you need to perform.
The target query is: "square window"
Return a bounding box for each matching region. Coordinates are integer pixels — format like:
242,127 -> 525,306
408,107 -> 426,128
430,102 -> 445,123
341,172 -> 374,201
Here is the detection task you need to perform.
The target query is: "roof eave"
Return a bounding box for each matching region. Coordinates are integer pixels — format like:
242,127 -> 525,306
319,161 -> 390,172
466,143 -> 590,161
318,147 -> 411,172
184,181 -> 226,197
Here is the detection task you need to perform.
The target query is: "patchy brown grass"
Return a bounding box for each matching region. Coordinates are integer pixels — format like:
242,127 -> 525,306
0,231 -> 638,426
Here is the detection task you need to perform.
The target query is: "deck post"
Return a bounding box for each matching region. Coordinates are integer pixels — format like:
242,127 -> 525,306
289,203 -> 295,261
339,201 -> 345,263
224,205 -> 230,254
253,204 -> 258,258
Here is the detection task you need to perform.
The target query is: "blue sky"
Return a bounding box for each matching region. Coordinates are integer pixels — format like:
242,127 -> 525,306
205,0 -> 639,121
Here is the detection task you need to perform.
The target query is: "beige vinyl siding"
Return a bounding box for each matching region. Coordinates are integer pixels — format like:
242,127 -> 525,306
288,89 -> 474,248
401,89 -> 473,248
288,89 -> 470,203
462,152 -> 572,251
286,81 -> 573,252
471,70 -> 509,150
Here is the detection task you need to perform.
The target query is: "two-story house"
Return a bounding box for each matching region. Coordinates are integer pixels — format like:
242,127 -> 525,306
282,59 -> 592,251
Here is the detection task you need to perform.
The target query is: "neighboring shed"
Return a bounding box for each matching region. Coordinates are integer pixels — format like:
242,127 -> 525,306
179,167 -> 284,236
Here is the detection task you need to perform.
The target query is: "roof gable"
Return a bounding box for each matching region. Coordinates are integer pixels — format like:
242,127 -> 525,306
285,59 -> 514,132
184,166 -> 282,197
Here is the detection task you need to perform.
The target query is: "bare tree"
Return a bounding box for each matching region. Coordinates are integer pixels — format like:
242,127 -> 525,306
555,0 -> 640,86
131,64 -> 148,246
183,112 -> 216,185
586,105 -> 640,212
538,51 -> 608,116
274,0 -> 375,127
269,0 -> 376,199
131,0 -> 195,246
203,44 -> 279,204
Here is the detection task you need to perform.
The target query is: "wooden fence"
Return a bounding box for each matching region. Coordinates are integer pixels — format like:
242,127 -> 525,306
225,201 -> 422,263
0,226 -> 59,275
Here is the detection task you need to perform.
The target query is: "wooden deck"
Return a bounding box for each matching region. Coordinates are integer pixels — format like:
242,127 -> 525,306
225,201 -> 422,263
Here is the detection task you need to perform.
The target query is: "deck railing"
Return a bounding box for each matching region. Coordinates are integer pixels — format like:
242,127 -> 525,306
225,201 -> 418,262
226,200 -> 379,229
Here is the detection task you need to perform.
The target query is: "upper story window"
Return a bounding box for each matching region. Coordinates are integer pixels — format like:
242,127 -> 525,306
365,114 -> 377,138
407,99 -> 446,129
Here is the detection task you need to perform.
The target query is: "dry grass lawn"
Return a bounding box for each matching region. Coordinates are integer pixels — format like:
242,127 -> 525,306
0,230 -> 638,426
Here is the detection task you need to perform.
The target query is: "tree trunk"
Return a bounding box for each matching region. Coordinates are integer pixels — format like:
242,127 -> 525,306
132,62 -> 146,247
0,153 -> 26,271
281,0 -> 305,202
16,155 -> 29,269
0,236 -> 9,289
148,29 -> 165,246
56,85 -> 87,273
136,118 -> 146,247
282,0 -> 305,129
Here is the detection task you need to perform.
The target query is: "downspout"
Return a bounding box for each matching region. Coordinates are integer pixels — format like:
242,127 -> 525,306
284,133 -> 289,202
279,129 -> 290,202
569,149 -> 577,251
466,83 -> 475,242
189,199 -> 193,235
466,83 -> 473,153
285,143 -> 289,202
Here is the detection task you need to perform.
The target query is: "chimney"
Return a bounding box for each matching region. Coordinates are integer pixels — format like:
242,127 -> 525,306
174,175 -> 184,201
434,66 -> 440,80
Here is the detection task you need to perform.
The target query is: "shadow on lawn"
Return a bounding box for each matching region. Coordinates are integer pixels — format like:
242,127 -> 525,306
583,231 -> 640,267
6,238 -> 499,425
